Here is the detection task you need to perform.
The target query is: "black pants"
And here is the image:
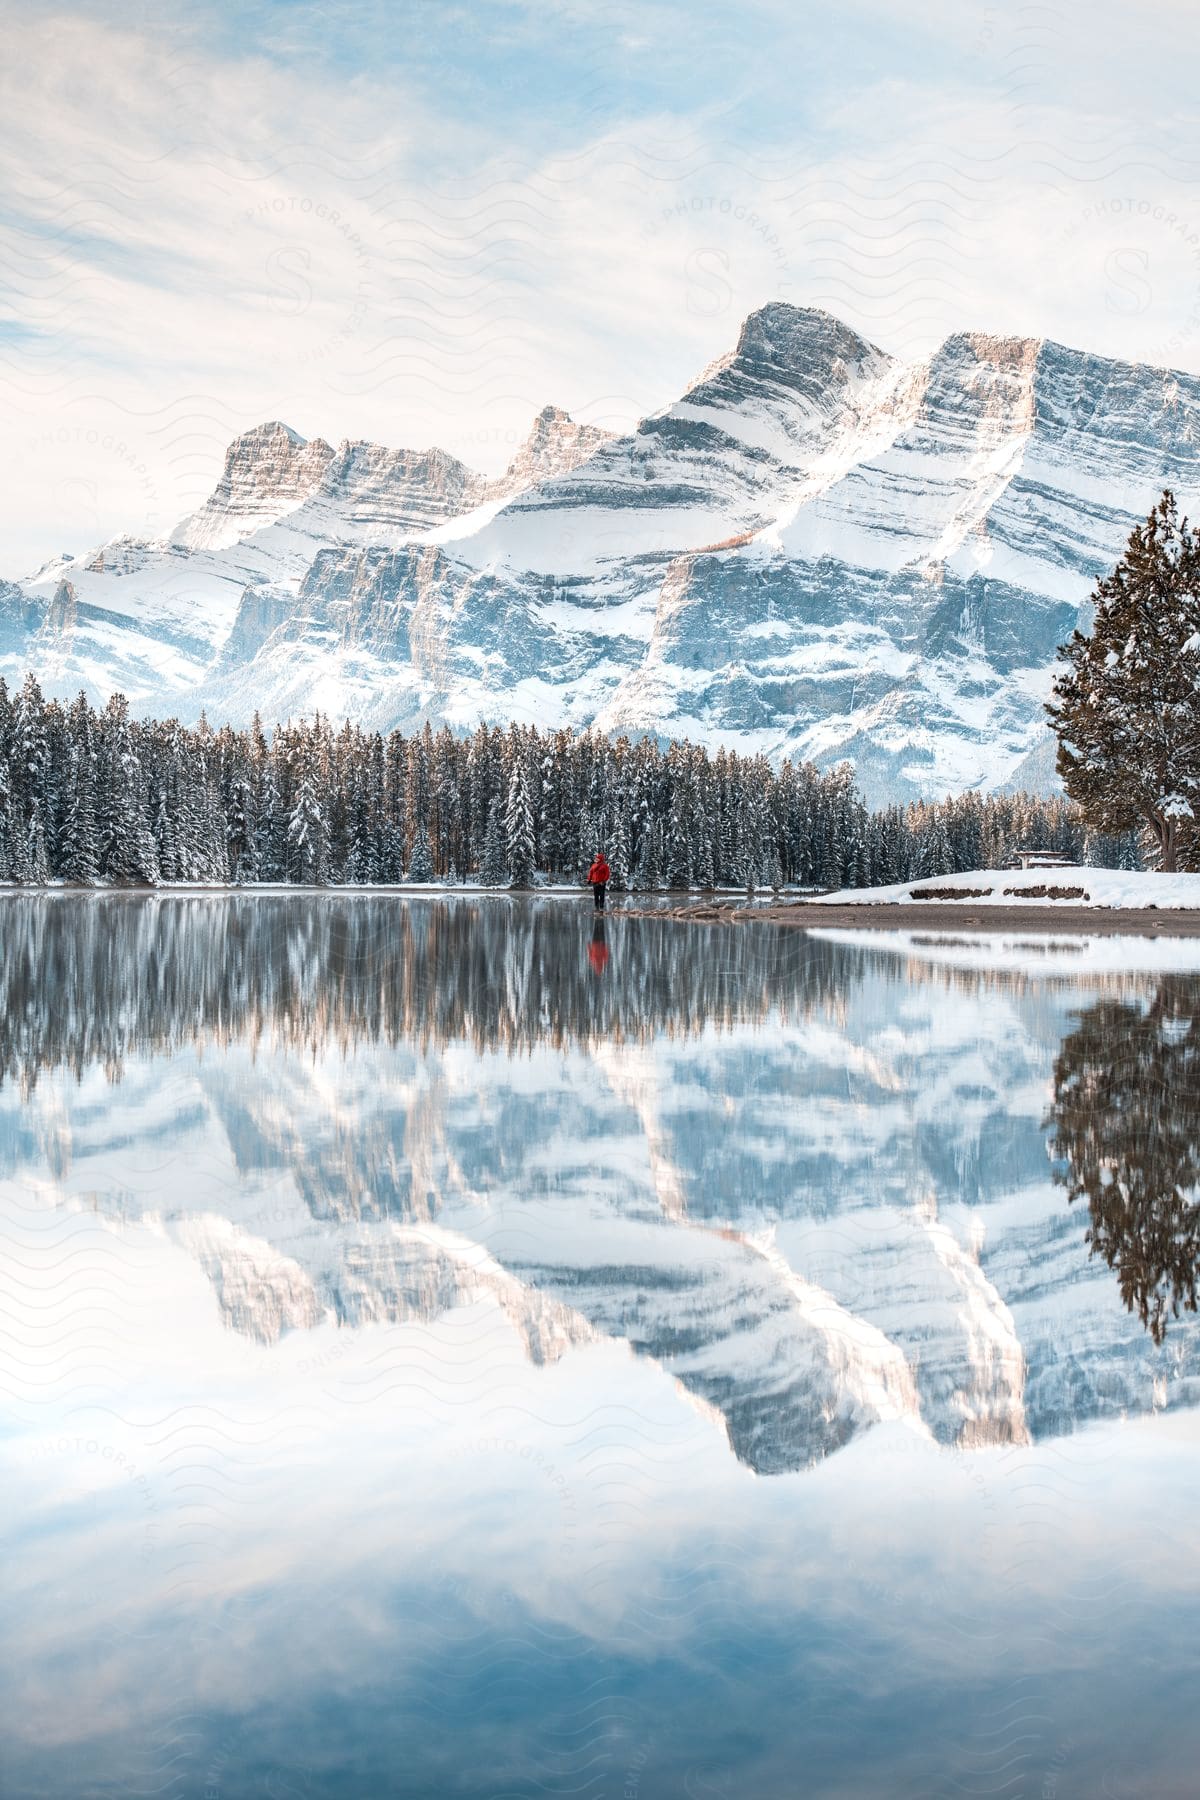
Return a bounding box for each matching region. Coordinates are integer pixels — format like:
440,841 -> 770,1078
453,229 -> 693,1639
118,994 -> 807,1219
593,882 -> 606,910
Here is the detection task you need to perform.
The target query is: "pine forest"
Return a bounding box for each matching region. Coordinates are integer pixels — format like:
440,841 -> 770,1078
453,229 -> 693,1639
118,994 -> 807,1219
0,674 -> 1140,891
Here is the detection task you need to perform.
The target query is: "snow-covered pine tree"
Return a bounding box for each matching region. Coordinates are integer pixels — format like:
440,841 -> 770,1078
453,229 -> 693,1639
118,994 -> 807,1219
96,695 -> 158,884
407,820 -> 434,883
607,806 -> 630,891
665,773 -> 692,890
327,719 -> 355,878
377,728 -> 405,881
288,769 -> 330,884
11,673 -> 51,879
633,817 -> 663,891
914,810 -> 955,879
0,763 -> 10,883
363,731 -> 387,882
60,693 -> 100,885
256,753 -> 284,881
202,773 -> 229,883
405,729 -> 432,873
226,778 -> 256,883
538,733 -> 566,874
61,754 -> 99,884
9,797 -> 32,883
480,800 -> 508,887
737,773 -> 767,893
152,786 -> 178,883
434,725 -> 462,876
26,814 -> 50,884
505,753 -> 536,888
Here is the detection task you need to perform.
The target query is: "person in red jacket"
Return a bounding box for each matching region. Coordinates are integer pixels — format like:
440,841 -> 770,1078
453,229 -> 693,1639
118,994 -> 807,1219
587,851 -> 611,911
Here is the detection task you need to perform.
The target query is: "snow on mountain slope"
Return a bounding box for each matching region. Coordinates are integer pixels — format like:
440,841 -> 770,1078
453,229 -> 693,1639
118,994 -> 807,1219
5,302 -> 1200,799
590,326 -> 1200,798
3,406 -> 614,717
448,306 -> 899,574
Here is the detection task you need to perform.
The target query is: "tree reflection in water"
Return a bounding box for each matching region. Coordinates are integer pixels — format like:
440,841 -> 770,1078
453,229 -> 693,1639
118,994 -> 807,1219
1051,977 -> 1200,1343
0,892 -> 863,1088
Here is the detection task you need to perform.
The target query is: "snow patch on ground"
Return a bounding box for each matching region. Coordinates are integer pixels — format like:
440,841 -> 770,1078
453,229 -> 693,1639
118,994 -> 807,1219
817,864 -> 1200,910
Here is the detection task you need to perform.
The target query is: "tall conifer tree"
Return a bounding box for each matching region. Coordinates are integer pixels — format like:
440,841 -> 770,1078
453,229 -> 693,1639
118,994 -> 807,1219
1048,490 -> 1200,871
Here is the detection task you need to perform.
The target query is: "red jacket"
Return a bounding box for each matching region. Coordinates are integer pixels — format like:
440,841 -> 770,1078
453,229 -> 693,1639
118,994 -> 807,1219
587,857 -> 611,884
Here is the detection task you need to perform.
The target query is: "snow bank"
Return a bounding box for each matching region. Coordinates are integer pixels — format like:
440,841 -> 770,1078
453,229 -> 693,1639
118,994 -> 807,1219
807,927 -> 1200,975
815,864 -> 1200,910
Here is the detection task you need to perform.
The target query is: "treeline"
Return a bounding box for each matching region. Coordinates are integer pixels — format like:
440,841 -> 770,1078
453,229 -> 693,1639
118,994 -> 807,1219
0,675 -> 1140,890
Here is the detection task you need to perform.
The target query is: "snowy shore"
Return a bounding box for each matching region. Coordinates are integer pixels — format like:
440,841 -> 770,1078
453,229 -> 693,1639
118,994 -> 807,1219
813,865 -> 1200,910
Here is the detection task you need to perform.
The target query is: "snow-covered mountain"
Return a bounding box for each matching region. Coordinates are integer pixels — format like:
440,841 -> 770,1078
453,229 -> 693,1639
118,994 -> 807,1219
5,305 -> 1200,802
3,895 -> 1197,1475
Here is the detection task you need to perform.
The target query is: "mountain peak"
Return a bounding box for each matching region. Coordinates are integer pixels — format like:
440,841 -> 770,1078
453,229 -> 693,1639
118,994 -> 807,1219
171,421 -> 337,550
490,404 -> 614,499
735,303 -> 887,371
683,303 -> 893,409
243,420 -> 307,447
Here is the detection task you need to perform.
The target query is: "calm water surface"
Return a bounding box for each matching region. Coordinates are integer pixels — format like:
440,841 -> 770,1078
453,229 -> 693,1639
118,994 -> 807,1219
2,895 -> 1200,1798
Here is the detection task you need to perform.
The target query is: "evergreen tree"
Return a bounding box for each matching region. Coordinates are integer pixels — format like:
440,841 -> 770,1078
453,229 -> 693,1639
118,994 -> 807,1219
227,778 -> 256,882
665,787 -> 692,890
257,757 -> 285,881
0,764 -> 10,883
288,772 -> 330,884
915,812 -> 955,878
96,695 -> 158,884
26,814 -> 50,885
152,786 -> 178,883
633,818 -> 663,891
1047,489 -> 1200,871
505,756 -> 536,888
480,801 -> 508,887
608,807 -> 630,891
61,755 -> 99,884
60,694 -> 100,884
407,820 -> 434,883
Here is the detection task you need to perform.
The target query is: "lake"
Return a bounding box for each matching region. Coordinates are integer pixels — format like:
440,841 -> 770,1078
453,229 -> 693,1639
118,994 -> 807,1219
3,894 -> 1199,1798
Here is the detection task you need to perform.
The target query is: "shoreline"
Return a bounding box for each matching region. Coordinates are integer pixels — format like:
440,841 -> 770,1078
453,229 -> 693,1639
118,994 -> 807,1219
5,883 -> 1200,935
668,899 -> 1200,937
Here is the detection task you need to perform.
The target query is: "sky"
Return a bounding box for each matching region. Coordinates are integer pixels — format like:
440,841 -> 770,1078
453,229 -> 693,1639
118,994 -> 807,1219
2,0 -> 1199,572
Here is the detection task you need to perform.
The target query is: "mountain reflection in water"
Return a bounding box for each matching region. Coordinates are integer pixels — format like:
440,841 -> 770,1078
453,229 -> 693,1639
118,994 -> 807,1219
5,897 -> 1200,1800
2,894 -> 1198,1475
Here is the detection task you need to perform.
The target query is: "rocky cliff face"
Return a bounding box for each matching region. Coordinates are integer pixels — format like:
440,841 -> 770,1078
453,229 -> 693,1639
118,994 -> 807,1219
170,408 -> 617,561
5,303 -> 1200,800
488,404 -> 614,500
172,421 -> 337,550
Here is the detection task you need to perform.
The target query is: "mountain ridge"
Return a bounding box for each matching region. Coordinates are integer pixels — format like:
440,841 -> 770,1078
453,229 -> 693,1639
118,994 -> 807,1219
5,302 -> 1199,804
